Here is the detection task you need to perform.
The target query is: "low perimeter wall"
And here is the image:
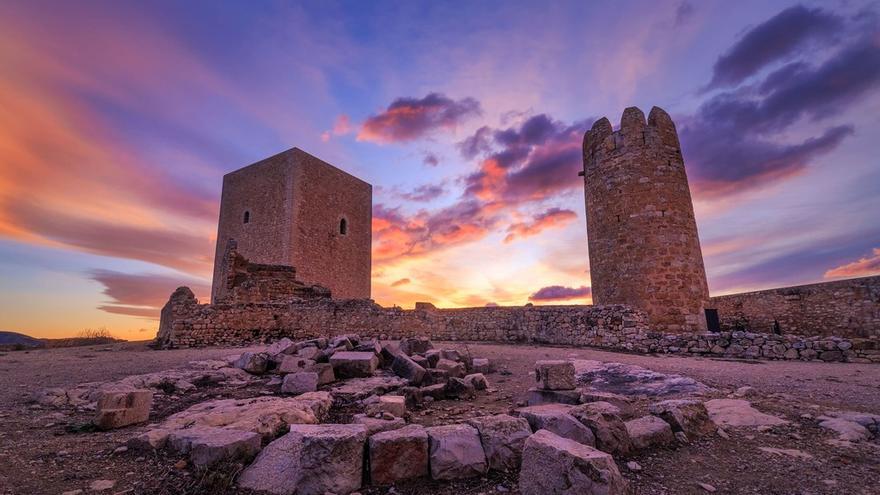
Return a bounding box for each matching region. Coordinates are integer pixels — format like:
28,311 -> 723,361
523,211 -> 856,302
157,287 -> 880,363
710,275 -> 880,338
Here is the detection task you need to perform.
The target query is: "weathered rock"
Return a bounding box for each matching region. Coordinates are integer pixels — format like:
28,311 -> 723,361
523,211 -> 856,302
278,356 -> 314,374
471,357 -> 491,373
352,414 -> 406,435
370,425 -> 429,484
238,424 -> 367,495
464,373 -> 489,391
365,395 -> 406,418
167,426 -> 261,467
265,338 -> 297,357
570,403 -> 633,456
527,388 -> 581,406
445,377 -> 476,400
427,424 -> 487,480
467,414 -> 531,471
516,404 -> 596,446
296,345 -> 322,361
234,352 -> 269,375
391,354 -> 426,385
330,374 -> 408,403
440,349 -> 462,362
535,360 -> 576,390
304,362 -> 335,385
281,372 -> 319,395
424,368 -> 450,386
436,359 -> 465,378
625,415 -> 675,450
157,393 -> 331,440
733,386 -> 757,398
705,399 -> 788,428
424,349 -> 442,368
94,389 -> 153,430
411,355 -> 429,368
818,418 -> 872,442
127,428 -> 171,450
520,429 -> 627,495
579,390 -> 633,417
397,386 -> 423,409
399,336 -> 433,356
421,383 -> 446,401
354,340 -> 382,355
649,399 -> 716,437
330,351 -> 379,378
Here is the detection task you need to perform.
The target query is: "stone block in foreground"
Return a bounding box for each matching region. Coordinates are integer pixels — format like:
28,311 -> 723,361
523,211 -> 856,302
281,372 -> 319,395
167,426 -> 261,468
535,360 -> 576,390
648,399 -> 716,437
94,389 -> 153,430
427,424 -> 487,480
520,429 -> 627,495
625,415 -> 675,450
238,424 -> 367,495
570,403 -> 633,456
369,424 -> 429,485
527,387 -> 581,406
467,414 -> 532,471
516,404 -> 595,446
330,351 -> 379,378
391,353 -> 426,385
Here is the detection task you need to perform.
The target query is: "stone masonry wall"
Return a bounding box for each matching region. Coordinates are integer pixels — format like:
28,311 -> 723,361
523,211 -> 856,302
710,275 -> 880,338
583,107 -> 710,333
155,289 -> 880,363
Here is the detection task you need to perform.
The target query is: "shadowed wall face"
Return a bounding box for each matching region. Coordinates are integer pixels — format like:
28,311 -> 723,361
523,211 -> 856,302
583,107 -> 710,332
211,148 -> 371,301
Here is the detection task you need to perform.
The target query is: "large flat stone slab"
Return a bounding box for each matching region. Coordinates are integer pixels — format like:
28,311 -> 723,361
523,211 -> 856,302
167,426 -> 261,467
573,360 -> 711,397
705,399 -> 788,428
238,424 -> 367,495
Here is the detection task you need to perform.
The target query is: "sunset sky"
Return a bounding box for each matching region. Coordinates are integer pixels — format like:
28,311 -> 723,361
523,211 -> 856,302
1,0 -> 879,340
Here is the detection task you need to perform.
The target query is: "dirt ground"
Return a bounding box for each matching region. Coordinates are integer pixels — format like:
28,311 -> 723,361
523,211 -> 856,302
0,340 -> 878,495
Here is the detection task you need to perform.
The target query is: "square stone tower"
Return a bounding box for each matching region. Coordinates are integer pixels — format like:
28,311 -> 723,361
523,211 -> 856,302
210,147 -> 372,301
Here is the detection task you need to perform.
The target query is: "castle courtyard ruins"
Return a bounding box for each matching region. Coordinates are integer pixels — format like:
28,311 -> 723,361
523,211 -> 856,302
2,108 -> 878,495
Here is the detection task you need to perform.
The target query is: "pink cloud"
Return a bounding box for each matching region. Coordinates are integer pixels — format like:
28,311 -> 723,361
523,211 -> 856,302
90,269 -> 210,318
504,208 -> 577,243
358,93 -> 481,143
824,248 -> 880,279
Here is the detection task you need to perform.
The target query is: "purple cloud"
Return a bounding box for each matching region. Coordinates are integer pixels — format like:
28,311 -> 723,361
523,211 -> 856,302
529,285 -> 591,301
358,93 -> 481,143
90,269 -> 210,318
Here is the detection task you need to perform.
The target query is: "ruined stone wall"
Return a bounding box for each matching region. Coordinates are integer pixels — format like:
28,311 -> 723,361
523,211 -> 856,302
710,275 -> 880,338
155,290 -> 880,363
583,107 -> 709,333
211,147 -> 371,302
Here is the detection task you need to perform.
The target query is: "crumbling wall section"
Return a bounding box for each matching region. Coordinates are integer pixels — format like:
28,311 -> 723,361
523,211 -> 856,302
710,275 -> 880,338
155,291 -> 880,363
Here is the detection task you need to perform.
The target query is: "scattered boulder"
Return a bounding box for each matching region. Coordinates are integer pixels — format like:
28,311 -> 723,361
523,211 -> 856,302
440,349 -> 462,362
399,336 -> 433,356
818,417 -> 872,442
411,355 -> 429,368
625,415 -> 675,450
425,349 -> 442,368
281,372 -> 319,395
94,389 -> 153,430
167,426 -> 261,468
516,404 -> 596,446
464,373 -> 488,391
570,403 -> 633,456
352,414 -> 406,435
519,429 -> 627,495
265,338 -> 297,357
391,354 -> 426,385
277,356 -> 314,374
365,395 -> 406,418
234,352 -> 269,375
369,425 -> 429,485
649,399 -> 716,437
296,345 -> 322,361
535,360 -> 576,390
579,390 -> 633,417
424,368 -> 450,386
330,375 -> 408,403
238,424 -> 367,495
733,386 -> 758,398
704,399 -> 788,428
471,357 -> 491,374
445,377 -> 476,400
330,351 -> 379,379
436,359 -> 465,378
527,388 -> 581,406
421,383 -> 446,401
427,424 -> 488,480
467,414 -> 532,471
305,362 -> 335,385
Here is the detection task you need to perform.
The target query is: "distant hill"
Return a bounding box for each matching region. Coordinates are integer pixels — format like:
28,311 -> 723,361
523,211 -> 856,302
0,331 -> 46,349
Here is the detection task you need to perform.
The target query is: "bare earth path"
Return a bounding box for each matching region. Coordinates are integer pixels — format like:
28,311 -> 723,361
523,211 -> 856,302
0,341 -> 878,494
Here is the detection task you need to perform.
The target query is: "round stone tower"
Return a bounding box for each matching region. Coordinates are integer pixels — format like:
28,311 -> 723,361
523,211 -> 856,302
582,106 -> 709,332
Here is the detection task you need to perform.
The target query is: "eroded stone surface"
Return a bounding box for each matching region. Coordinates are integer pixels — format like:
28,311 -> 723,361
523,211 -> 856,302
516,404 -> 596,446
625,415 -> 675,450
649,399 -> 716,437
467,414 -> 531,471
570,403 -> 633,456
535,360 -> 576,390
574,360 -> 711,396
704,399 -> 788,428
427,424 -> 487,480
166,426 -> 261,467
369,425 -> 429,485
520,429 -> 627,495
94,389 -> 153,430
330,351 -> 379,378
238,424 -> 367,495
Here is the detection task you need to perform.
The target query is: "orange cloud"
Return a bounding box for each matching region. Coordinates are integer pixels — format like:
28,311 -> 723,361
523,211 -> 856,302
358,93 -> 481,143
824,248 -> 880,279
504,208 -> 577,243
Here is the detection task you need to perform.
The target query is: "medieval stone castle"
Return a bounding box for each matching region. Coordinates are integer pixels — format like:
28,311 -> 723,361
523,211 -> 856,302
156,107 -> 879,362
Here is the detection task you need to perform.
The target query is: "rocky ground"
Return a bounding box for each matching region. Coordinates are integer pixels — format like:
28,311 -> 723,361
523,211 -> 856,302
0,340 -> 878,495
